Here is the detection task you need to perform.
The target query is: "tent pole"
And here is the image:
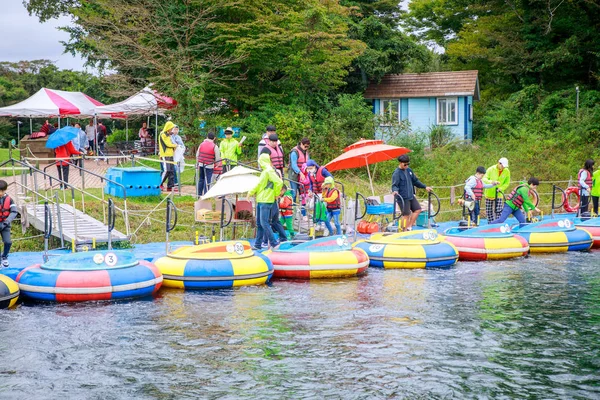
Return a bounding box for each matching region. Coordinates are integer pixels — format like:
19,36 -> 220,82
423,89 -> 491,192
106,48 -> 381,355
94,114 -> 98,156
126,119 -> 128,142
29,118 -> 32,135
366,159 -> 375,196
58,116 -> 60,129
155,110 -> 158,155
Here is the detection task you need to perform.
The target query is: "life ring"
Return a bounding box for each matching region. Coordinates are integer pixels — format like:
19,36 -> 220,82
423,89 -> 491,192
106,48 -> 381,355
562,186 -> 579,212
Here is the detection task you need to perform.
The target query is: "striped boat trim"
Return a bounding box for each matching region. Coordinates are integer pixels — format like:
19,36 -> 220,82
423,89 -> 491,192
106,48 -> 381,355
454,246 -> 529,254
163,270 -> 273,282
529,240 -> 592,247
370,255 -> 457,262
18,276 -> 163,295
274,260 -> 369,272
0,291 -> 19,302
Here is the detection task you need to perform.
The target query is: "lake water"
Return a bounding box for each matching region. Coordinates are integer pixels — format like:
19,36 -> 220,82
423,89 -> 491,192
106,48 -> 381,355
1,251 -> 600,399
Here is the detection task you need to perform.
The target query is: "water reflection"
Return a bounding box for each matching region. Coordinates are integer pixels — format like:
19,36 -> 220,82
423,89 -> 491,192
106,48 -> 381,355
1,254 -> 600,398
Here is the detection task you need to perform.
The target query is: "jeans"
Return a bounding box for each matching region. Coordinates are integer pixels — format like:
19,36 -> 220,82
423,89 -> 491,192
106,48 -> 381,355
467,198 -> 481,225
580,195 -> 590,214
324,209 -> 341,235
197,167 -> 213,196
1,225 -> 12,258
289,181 -> 299,202
255,202 -> 276,247
267,202 -> 288,242
593,196 -> 599,215
490,204 -> 526,227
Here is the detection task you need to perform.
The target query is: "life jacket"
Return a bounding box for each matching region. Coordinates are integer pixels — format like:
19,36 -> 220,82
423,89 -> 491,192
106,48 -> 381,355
0,196 -> 11,222
506,184 -> 527,208
309,167 -> 326,194
279,195 -> 294,217
265,144 -> 284,170
325,188 -> 341,210
470,177 -> 484,200
197,140 -> 216,165
578,168 -> 592,192
291,146 -> 308,168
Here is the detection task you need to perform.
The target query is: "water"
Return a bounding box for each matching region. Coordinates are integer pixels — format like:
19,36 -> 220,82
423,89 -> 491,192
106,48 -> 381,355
2,252 -> 600,399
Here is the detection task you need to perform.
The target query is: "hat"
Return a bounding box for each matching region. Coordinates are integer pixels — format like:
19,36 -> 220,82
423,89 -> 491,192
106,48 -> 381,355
266,125 -> 276,132
268,133 -> 278,141
224,127 -> 233,134
306,160 -> 318,168
499,157 -> 509,168
324,176 -> 335,186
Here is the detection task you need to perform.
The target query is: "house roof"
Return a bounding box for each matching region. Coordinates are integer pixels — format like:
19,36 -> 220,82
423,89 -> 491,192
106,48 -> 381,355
364,70 -> 480,100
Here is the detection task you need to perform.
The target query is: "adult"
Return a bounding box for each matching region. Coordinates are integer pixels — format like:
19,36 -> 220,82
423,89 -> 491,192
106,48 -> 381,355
96,122 -> 108,163
306,160 -> 332,195
196,132 -> 221,196
578,159 -> 594,214
490,178 -> 541,227
248,153 -> 283,250
70,123 -> 88,167
139,122 -> 150,146
288,137 -> 310,200
171,126 -> 185,187
220,127 -> 242,173
85,120 -> 96,153
54,140 -> 83,189
483,157 -> 511,221
592,164 -> 600,215
391,154 -> 432,231
158,121 -> 178,191
260,132 -> 285,178
257,125 -> 277,160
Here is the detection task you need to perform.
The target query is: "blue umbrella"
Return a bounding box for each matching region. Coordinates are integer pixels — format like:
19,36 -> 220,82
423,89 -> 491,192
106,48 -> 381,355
45,126 -> 80,149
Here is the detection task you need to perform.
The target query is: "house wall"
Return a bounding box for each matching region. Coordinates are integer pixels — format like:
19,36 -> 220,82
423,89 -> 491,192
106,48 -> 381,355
373,96 -> 474,141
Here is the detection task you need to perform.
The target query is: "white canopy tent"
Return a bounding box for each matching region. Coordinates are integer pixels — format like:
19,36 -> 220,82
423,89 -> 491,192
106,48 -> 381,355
94,87 -> 177,143
0,88 -> 105,118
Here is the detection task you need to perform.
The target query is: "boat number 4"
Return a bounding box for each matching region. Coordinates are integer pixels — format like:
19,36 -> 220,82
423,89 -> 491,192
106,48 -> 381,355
105,252 -> 118,266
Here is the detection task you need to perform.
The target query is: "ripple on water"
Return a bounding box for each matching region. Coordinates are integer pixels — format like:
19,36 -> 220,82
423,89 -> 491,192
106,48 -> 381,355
1,254 -> 600,398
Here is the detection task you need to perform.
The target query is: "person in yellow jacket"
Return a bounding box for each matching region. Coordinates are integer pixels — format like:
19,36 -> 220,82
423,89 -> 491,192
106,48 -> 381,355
247,153 -> 283,250
592,167 -> 600,215
321,176 -> 342,235
220,127 -> 242,173
483,157 -> 510,221
159,121 -> 178,191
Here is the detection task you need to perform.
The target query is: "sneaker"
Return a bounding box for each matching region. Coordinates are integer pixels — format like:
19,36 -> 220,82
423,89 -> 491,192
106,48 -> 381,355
252,246 -> 262,252
1,257 -> 8,267
261,243 -> 269,249
270,241 -> 280,248
171,187 -> 179,193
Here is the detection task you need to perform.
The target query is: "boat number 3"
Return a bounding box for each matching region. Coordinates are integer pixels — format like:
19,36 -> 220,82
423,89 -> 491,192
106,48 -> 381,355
369,244 -> 384,252
105,252 -> 118,266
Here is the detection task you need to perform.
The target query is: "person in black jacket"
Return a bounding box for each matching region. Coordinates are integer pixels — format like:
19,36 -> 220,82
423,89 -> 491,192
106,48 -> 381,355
391,154 -> 432,231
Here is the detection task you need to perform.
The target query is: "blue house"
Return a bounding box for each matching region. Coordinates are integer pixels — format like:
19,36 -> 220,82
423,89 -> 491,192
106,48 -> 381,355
364,70 -> 480,141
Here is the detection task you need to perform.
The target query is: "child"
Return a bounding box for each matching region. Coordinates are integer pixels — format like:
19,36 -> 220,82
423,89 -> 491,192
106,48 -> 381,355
279,185 -> 295,239
321,176 -> 342,235
489,177 -> 541,227
299,165 -> 311,221
463,166 -> 498,225
0,180 -> 18,267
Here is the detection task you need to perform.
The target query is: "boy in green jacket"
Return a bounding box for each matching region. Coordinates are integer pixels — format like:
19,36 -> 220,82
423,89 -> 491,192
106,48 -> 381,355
489,178 -> 541,227
248,153 -> 283,249
220,127 -> 242,173
483,157 -> 510,221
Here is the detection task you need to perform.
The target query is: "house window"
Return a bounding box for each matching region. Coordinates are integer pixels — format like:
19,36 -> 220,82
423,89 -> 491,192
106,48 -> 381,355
437,97 -> 458,125
380,99 -> 399,122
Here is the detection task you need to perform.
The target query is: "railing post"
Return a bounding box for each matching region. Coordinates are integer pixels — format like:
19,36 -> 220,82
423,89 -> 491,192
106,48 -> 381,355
43,202 -> 52,262
165,197 -> 177,254
107,198 -> 115,250
54,192 -> 64,248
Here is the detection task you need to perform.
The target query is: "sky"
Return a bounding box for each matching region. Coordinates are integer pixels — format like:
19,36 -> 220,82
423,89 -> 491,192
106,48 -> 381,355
0,0 -> 88,71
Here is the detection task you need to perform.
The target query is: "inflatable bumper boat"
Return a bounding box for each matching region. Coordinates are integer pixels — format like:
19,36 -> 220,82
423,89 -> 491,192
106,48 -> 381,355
574,217 -> 600,248
16,251 -> 163,302
353,230 -> 459,269
154,241 -> 274,289
0,274 -> 19,309
443,223 -> 529,261
264,236 -> 369,279
514,218 -> 593,253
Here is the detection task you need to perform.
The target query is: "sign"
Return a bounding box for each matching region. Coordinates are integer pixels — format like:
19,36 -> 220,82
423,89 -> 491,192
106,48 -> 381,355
105,252 -> 118,266
93,253 -> 105,264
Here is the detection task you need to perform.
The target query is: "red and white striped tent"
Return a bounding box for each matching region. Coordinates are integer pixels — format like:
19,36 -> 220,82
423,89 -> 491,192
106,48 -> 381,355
0,88 -> 105,118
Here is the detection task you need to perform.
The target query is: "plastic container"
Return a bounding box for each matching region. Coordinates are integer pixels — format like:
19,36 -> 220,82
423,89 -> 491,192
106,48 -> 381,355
104,167 -> 161,198
416,211 -> 430,227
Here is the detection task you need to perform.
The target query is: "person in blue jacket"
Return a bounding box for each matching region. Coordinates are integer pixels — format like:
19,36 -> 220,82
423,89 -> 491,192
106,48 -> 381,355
391,154 -> 432,231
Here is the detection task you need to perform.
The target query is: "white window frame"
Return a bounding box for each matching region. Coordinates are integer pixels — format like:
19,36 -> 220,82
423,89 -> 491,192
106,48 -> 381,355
379,99 -> 400,124
437,97 -> 458,126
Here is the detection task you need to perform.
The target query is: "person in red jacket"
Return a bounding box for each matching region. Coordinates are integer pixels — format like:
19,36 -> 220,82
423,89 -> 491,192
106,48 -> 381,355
55,141 -> 83,189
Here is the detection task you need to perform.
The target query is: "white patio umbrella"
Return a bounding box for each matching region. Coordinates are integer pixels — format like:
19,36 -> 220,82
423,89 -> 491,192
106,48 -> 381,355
201,166 -> 260,200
